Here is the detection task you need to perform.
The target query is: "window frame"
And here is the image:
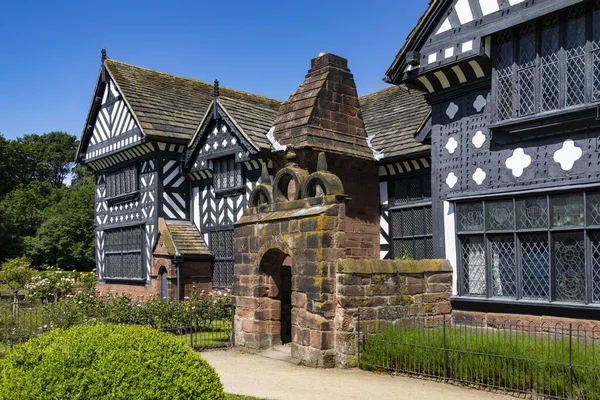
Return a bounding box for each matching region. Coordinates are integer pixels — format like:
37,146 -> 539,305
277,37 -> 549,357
209,228 -> 234,289
105,164 -> 139,204
103,225 -> 145,281
212,156 -> 243,193
387,170 -> 434,260
456,190 -> 600,306
491,3 -> 600,124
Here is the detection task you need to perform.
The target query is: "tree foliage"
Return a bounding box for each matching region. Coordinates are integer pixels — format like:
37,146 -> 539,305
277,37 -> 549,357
0,132 -> 94,270
0,257 -> 35,292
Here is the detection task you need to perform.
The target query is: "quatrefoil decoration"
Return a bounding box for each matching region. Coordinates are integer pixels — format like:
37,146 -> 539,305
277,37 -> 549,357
553,139 -> 582,171
446,102 -> 459,120
505,148 -> 532,178
473,95 -> 487,112
446,172 -> 458,188
472,168 -> 486,185
472,131 -> 486,149
445,137 -> 458,154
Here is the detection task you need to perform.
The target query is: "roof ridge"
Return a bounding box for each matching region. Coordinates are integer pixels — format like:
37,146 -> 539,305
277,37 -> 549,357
359,85 -> 417,100
104,58 -> 282,107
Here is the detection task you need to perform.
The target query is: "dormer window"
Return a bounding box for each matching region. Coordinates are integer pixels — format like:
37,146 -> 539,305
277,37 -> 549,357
213,157 -> 242,190
492,3 -> 600,123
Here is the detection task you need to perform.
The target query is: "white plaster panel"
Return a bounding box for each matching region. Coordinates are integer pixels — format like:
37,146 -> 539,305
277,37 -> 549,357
443,201 -> 458,295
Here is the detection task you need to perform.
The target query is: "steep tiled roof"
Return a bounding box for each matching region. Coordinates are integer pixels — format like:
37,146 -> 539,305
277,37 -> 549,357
104,59 -> 281,143
272,53 -> 373,160
160,220 -> 210,257
359,85 -> 430,160
218,96 -> 278,151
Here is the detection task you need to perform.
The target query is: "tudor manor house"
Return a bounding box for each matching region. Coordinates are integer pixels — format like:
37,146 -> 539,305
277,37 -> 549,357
78,0 -> 600,359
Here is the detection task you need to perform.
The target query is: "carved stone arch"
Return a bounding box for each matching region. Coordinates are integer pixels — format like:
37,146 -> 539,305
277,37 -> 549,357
272,167 -> 309,202
301,171 -> 344,198
255,238 -> 295,269
248,184 -> 274,207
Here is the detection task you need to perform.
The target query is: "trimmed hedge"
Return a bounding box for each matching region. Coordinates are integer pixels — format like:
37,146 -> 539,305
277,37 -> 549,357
0,324 -> 225,400
360,325 -> 600,398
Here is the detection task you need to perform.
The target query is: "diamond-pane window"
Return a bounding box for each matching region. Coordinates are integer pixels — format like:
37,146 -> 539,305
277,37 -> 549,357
493,5 -> 599,122
590,231 -> 600,303
521,233 -> 550,300
587,192 -> 600,226
490,235 -> 516,297
461,236 -> 486,296
459,190 -> 600,305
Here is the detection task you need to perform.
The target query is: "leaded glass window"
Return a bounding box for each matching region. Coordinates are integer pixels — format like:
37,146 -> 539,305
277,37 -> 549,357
213,157 -> 242,190
388,171 -> 433,260
104,225 -> 144,280
493,4 -> 600,122
210,230 -> 234,288
105,165 -> 138,198
457,190 -> 600,305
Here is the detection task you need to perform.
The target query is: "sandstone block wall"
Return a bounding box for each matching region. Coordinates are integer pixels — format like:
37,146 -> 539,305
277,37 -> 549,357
334,258 -> 453,368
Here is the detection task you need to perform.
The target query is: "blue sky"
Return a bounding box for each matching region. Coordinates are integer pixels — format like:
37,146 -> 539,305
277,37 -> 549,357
0,0 -> 428,141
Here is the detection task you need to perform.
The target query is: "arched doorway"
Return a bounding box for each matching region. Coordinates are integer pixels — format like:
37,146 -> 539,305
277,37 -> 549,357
159,267 -> 168,299
259,249 -> 293,345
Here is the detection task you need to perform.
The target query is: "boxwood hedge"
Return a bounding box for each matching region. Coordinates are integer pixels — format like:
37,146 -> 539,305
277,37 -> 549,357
0,324 -> 225,399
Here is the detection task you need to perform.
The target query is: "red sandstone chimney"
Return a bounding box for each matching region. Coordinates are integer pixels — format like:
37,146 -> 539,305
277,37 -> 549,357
272,53 -> 373,161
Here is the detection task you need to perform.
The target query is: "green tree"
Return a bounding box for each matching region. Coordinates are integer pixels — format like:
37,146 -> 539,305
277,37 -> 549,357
28,177 -> 95,270
0,257 -> 35,304
14,132 -> 77,186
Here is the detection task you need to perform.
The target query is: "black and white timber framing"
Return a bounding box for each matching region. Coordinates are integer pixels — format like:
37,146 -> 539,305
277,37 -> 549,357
389,0 -> 600,315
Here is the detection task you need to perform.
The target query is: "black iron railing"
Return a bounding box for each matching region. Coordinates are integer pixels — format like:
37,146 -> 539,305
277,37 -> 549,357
357,314 -> 600,399
0,302 -> 234,357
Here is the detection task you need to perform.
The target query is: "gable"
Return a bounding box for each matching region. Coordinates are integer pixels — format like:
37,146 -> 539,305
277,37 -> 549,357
388,0 -> 584,89
83,78 -> 142,162
186,102 -> 261,173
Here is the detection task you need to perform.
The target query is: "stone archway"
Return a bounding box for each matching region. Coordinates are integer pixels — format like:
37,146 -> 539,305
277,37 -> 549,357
257,248 -> 293,346
233,157 -> 347,367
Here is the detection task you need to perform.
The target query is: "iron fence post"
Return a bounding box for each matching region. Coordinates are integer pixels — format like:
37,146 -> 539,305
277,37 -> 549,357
231,303 -> 235,347
189,304 -> 193,349
569,323 -> 573,399
356,311 -> 361,366
443,315 -> 449,380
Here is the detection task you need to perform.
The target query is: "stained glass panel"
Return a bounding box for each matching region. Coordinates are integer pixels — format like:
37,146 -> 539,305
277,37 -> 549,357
457,202 -> 484,232
516,197 -> 548,230
551,194 -> 584,228
553,232 -> 585,303
486,200 -> 514,231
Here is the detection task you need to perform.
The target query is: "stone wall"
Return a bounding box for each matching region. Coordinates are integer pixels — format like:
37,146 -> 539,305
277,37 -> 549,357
451,310 -> 600,331
234,194 -> 348,368
334,258 -> 453,368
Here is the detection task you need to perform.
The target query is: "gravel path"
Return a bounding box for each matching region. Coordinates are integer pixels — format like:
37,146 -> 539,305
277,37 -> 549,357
201,349 -> 510,400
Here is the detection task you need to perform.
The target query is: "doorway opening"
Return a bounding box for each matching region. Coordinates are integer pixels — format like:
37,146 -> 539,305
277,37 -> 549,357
259,249 -> 293,345
159,267 -> 168,299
